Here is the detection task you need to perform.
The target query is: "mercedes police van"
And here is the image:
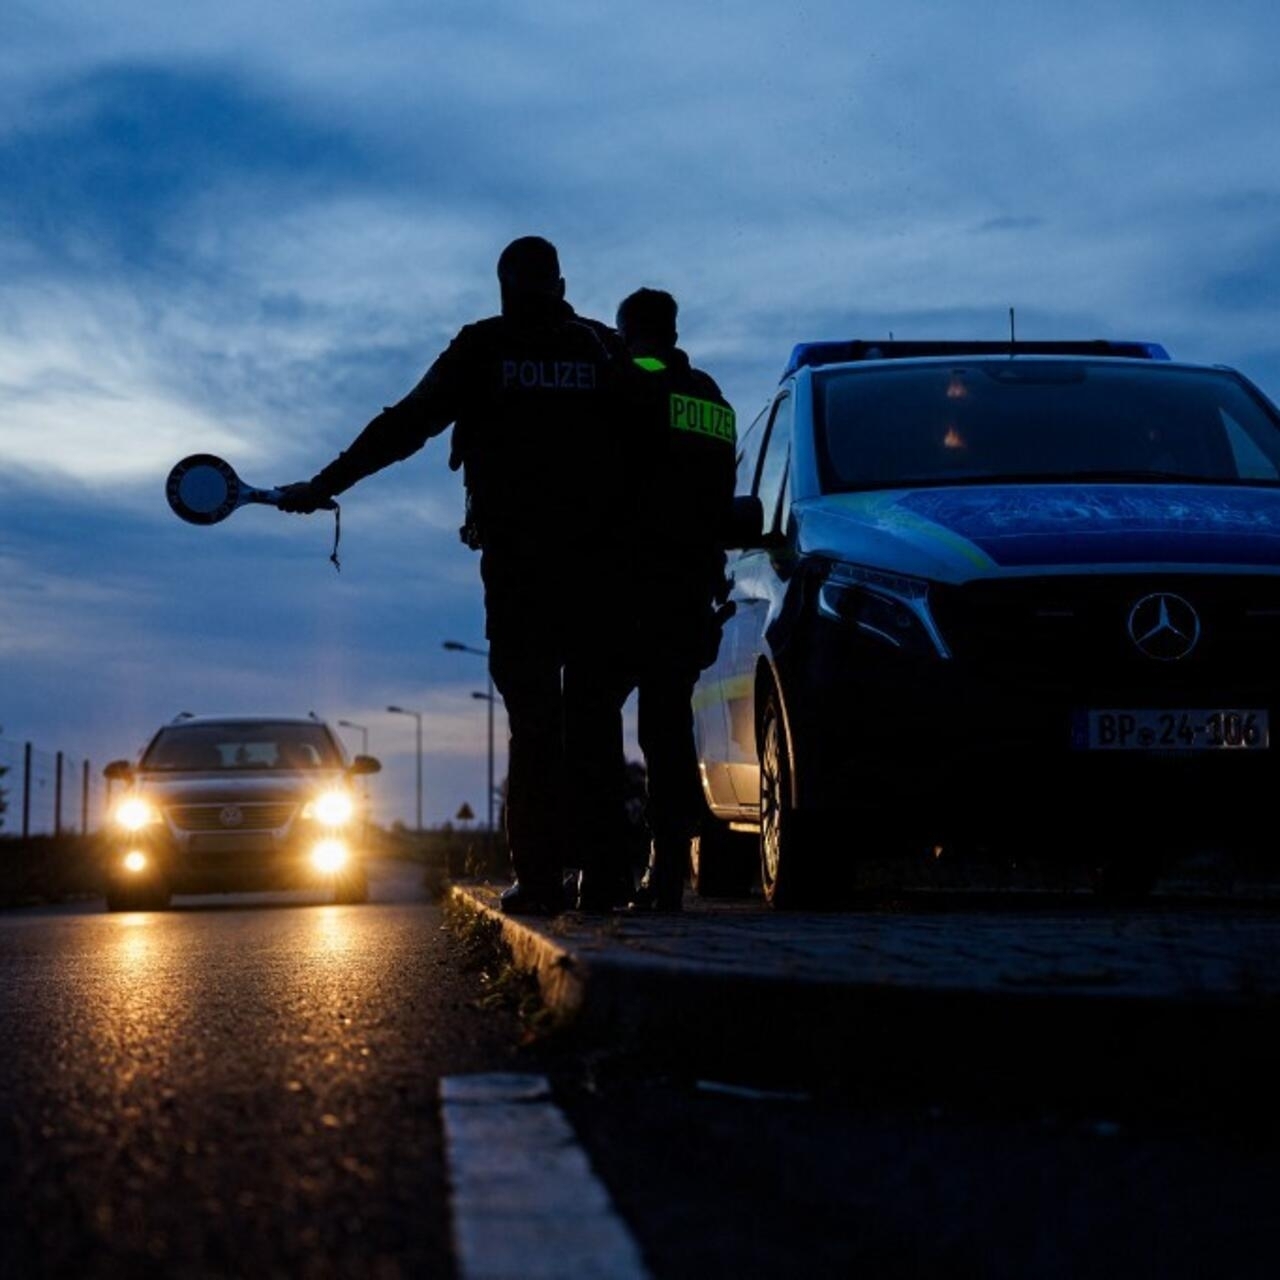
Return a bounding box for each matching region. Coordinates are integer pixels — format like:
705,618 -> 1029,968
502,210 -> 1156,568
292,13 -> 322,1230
691,340 -> 1280,905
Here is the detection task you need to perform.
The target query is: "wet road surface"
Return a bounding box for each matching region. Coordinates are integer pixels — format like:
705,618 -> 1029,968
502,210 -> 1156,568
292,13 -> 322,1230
0,861 -> 526,1279
4,861 -> 1278,1279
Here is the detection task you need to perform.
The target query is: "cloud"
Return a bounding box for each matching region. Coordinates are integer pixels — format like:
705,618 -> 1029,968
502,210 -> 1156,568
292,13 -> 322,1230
0,284 -> 259,485
0,63 -> 376,267
976,216 -> 1045,234
0,553 -> 142,657
5,0 -> 1280,824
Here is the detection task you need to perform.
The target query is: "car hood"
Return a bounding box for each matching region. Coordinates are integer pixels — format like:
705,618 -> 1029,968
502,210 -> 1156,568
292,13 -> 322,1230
795,484 -> 1280,584
135,771 -> 345,804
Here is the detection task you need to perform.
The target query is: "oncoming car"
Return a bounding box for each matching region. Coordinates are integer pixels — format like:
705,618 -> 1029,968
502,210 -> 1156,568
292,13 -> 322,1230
692,339 -> 1280,905
102,715 -> 381,911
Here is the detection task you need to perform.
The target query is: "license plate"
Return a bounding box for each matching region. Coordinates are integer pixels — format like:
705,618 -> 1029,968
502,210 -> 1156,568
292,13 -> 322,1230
1074,709 -> 1270,751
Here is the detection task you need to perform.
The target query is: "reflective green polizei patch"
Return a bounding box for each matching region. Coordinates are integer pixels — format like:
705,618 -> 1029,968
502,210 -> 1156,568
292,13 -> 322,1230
633,356 -> 667,372
669,393 -> 736,444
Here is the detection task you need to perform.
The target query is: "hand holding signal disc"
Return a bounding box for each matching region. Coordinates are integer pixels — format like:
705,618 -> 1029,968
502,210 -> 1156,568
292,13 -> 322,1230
165,454 -> 341,568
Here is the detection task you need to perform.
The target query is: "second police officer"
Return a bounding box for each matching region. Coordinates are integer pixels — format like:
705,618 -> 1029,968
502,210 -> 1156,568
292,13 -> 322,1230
615,288 -> 737,911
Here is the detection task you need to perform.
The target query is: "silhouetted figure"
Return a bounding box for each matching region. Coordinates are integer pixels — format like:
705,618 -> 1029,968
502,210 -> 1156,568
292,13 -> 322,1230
616,288 -> 736,911
279,237 -> 634,914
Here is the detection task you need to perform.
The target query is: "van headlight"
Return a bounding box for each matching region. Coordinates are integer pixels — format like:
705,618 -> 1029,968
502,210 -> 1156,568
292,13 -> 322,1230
818,563 -> 951,658
114,798 -> 160,831
303,790 -> 355,826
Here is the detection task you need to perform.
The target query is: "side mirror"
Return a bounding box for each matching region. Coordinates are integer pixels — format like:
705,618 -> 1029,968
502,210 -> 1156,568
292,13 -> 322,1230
348,755 -> 382,776
103,759 -> 134,782
723,495 -> 765,550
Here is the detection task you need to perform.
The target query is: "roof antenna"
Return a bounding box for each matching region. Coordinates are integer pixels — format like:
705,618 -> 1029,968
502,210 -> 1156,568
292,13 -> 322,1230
1008,306 -> 1016,356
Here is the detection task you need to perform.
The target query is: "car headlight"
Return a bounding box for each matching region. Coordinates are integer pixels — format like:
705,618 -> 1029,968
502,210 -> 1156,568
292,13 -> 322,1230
122,850 -> 148,874
818,562 -> 951,658
114,798 -> 160,831
303,790 -> 355,826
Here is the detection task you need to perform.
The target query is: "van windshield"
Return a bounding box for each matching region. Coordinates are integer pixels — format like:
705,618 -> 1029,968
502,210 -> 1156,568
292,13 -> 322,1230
815,362 -> 1280,492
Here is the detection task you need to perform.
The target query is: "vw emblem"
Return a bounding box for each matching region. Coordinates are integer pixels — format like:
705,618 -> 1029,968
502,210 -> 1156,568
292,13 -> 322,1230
1127,592 -> 1201,661
219,805 -> 244,827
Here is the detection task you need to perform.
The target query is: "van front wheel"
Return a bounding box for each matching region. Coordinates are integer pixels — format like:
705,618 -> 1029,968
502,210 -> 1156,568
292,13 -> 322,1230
758,686 -> 822,908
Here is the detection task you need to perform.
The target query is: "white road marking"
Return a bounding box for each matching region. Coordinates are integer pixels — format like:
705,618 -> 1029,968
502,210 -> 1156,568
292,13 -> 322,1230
440,1073 -> 651,1280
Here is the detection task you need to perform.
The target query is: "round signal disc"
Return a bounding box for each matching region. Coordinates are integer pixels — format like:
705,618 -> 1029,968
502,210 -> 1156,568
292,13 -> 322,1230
165,454 -> 242,525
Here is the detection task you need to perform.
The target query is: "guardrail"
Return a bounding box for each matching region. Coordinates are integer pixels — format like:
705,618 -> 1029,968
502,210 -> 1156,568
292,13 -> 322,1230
0,737 -> 108,838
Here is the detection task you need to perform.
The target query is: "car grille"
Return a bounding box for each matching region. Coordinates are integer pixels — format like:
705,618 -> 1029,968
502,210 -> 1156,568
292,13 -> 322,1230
928,575 -> 1280,694
166,803 -> 297,832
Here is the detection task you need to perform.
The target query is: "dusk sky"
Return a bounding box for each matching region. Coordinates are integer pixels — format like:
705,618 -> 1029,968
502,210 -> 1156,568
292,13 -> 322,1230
3,1 -> 1279,827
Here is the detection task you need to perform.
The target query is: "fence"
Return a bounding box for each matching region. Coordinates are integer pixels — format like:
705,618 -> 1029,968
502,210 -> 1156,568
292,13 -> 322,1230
0,736 -> 110,838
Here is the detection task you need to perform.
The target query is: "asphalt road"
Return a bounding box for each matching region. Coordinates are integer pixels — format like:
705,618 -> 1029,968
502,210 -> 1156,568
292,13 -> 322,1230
3,862 -> 1277,1279
0,860 -> 526,1279
561,1068 -> 1280,1280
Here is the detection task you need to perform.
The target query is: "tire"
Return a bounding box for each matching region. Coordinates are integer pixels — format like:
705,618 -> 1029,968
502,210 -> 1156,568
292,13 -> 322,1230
333,864 -> 369,905
105,885 -> 136,912
146,885 -> 172,911
691,813 -> 757,898
758,684 -> 822,908
105,881 -> 171,912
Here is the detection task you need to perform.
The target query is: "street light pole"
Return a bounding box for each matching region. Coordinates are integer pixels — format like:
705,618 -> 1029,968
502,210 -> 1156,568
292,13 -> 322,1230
337,719 -> 369,757
470,691 -> 496,834
443,641 -> 496,832
385,705 -> 423,831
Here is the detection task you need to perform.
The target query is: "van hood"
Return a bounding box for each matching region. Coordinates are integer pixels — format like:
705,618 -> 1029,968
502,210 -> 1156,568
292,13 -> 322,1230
796,484 -> 1280,583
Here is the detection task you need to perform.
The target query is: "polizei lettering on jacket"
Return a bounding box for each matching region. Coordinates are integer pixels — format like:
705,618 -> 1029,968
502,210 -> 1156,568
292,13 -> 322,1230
501,359 -> 598,390
669,394 -> 736,444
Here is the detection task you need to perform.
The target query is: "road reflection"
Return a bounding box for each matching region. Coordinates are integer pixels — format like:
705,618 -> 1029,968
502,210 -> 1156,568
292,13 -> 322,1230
307,904 -> 359,962
0,866 -> 452,1275
93,911 -> 192,1086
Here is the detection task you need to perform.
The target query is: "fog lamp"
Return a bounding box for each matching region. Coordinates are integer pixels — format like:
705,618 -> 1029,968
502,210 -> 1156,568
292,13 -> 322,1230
311,840 -> 349,873
123,851 -> 148,874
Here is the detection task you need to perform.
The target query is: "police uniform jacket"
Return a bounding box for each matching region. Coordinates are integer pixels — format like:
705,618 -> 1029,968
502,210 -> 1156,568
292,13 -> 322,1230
631,347 -> 736,600
310,302 -> 631,567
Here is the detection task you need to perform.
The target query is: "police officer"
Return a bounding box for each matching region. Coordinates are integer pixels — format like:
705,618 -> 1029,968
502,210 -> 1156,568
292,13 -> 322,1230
278,237 -> 634,915
616,288 -> 736,912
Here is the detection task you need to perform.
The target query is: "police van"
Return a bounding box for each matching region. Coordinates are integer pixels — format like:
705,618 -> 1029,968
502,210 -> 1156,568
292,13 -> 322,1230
691,339 -> 1280,905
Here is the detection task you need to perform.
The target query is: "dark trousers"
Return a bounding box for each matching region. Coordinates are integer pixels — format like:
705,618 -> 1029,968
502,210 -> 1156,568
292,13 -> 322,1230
636,660 -> 703,846
484,553 -> 629,893
633,577 -> 722,851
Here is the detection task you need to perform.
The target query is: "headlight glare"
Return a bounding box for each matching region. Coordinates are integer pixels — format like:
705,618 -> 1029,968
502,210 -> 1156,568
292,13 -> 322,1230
115,798 -> 159,831
303,790 -> 355,826
123,850 -> 148,874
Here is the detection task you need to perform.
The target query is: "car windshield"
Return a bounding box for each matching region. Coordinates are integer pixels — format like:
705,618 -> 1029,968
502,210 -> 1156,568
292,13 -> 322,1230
815,361 -> 1280,492
141,723 -> 343,771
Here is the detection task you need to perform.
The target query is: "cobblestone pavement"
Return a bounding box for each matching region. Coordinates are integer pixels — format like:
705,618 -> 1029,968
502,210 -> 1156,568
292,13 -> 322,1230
458,882 -> 1280,1005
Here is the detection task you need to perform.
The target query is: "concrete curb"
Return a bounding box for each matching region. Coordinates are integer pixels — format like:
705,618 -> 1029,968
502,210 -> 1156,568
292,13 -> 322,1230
446,882 -> 1280,1097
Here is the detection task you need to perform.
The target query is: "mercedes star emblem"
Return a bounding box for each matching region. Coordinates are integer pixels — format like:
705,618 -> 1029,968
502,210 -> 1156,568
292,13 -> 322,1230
219,805 -> 244,827
1127,592 -> 1201,661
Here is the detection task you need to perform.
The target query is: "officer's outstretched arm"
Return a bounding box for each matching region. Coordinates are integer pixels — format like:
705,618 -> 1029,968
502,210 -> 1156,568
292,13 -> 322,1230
279,331 -> 471,509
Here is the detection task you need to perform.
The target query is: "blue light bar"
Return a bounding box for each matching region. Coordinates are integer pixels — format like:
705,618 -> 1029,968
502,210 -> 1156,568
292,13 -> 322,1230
781,339 -> 1172,380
